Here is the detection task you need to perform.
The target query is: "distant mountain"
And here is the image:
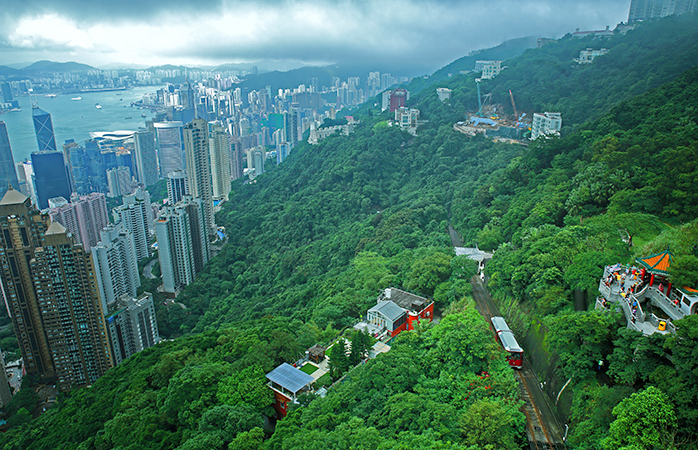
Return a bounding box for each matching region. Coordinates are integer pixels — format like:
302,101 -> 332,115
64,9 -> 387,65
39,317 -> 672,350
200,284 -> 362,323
0,65 -> 19,77
21,60 -> 96,73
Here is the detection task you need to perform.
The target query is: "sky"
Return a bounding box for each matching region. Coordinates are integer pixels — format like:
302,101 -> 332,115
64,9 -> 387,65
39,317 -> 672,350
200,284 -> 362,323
0,0 -> 631,74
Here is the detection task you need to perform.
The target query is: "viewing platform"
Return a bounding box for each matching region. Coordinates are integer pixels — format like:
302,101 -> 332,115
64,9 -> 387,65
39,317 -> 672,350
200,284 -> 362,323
596,253 -> 698,335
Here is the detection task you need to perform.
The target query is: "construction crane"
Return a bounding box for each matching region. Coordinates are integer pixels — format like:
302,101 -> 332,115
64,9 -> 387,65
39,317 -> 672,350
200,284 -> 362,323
476,79 -> 482,115
508,89 -> 518,122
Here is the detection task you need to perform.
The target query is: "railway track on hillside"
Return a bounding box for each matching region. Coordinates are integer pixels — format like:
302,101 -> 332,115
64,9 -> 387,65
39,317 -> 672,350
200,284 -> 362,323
471,277 -> 566,450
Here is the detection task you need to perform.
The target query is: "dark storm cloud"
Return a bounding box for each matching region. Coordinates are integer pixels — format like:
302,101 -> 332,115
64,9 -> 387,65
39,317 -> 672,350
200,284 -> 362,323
0,0 -> 631,70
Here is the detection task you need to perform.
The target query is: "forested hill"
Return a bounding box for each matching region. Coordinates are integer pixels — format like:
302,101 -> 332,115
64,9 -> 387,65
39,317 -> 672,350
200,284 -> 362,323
2,14 -> 698,450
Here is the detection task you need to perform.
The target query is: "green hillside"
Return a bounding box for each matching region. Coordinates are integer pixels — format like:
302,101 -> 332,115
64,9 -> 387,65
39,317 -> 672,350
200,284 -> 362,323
3,14 -> 698,450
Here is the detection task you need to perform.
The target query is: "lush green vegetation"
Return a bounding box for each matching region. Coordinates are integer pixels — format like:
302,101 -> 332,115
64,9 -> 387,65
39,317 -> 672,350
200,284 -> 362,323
2,13 -> 698,449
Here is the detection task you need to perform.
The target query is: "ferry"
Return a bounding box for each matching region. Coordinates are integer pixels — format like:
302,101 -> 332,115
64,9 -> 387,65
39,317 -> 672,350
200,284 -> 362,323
45,94 -> 57,98
71,96 -> 82,101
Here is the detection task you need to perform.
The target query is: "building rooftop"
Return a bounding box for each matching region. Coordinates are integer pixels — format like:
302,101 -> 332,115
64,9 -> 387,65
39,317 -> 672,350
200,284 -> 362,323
0,187 -> 28,206
369,300 -> 406,322
266,363 -> 314,394
379,288 -> 429,312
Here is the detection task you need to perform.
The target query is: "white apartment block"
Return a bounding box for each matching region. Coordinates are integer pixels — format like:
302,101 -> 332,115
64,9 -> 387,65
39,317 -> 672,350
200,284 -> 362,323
531,112 -> 562,140
91,222 -> 140,311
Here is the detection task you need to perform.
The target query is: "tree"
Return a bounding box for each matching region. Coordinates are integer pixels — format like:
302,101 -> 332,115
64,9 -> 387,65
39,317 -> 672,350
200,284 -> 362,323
328,338 -> 350,381
603,386 -> 678,450
349,329 -> 372,366
459,398 -> 526,449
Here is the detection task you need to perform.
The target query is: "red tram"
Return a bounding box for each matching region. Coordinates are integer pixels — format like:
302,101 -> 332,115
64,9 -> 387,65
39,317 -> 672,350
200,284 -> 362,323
490,316 -> 523,369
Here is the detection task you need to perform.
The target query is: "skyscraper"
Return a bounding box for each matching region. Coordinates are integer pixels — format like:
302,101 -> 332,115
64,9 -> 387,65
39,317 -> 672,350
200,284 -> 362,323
91,222 -> 140,310
113,188 -> 152,261
105,293 -> 159,365
31,150 -> 72,209
0,121 -> 19,198
209,122 -> 231,202
0,83 -> 12,103
155,196 -> 209,295
0,187 -> 112,391
49,192 -> 109,252
133,130 -> 159,187
32,106 -> 57,152
230,140 -> 244,181
154,122 -> 184,178
628,0 -> 698,21
184,118 -> 215,234
63,140 -> 89,194
166,170 -> 188,205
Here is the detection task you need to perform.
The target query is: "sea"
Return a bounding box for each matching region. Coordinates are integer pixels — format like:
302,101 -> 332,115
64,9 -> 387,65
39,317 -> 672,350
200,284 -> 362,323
0,86 -> 163,164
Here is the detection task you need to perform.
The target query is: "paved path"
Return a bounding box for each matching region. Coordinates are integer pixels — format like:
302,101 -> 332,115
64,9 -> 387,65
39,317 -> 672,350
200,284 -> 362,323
143,259 -> 157,279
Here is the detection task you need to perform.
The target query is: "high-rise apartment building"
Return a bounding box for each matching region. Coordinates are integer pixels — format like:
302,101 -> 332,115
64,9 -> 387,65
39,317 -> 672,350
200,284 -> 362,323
49,192 -> 109,252
113,188 -> 152,261
31,150 -> 72,209
32,106 -> 57,152
133,130 -> 159,187
184,118 -> 215,234
628,0 -> 697,22
105,293 -> 159,365
106,166 -> 133,198
209,122 -> 231,202
91,222 -> 140,311
0,121 -> 19,199
154,122 -> 185,177
166,170 -> 188,205
155,196 -> 209,295
230,140 -> 244,181
0,188 -> 112,391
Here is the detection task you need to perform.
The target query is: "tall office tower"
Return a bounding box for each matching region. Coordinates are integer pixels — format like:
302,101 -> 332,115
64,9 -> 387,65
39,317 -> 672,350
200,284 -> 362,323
209,122 -> 231,202
31,150 -> 72,209
230,140 -> 244,181
49,192 -> 108,252
166,170 -> 188,205
0,188 -> 112,391
63,140 -> 91,194
106,166 -> 133,198
184,118 -> 215,234
91,222 -> 140,311
155,196 -> 209,295
17,161 -> 35,202
105,292 -> 159,365
113,188 -> 151,261
32,106 -> 57,152
0,82 -> 12,103
0,122 -> 19,198
16,162 -> 30,197
154,122 -> 185,177
133,130 -> 159,187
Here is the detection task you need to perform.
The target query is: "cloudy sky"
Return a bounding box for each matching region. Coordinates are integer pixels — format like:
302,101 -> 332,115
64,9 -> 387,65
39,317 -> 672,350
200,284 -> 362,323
1,0 -> 630,73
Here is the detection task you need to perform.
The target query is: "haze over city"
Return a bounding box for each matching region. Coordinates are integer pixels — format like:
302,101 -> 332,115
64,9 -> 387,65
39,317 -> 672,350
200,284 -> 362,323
2,0 -> 630,73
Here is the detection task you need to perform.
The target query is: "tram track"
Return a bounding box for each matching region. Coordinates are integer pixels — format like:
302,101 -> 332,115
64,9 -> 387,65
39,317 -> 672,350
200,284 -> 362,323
471,277 -> 566,450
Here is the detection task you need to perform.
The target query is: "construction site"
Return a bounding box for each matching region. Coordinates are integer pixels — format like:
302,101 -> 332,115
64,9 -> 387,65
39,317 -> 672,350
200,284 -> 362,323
453,79 -> 531,143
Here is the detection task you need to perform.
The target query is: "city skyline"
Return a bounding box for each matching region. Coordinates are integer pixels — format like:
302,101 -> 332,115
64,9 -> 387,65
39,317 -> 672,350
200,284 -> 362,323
1,0 -> 630,75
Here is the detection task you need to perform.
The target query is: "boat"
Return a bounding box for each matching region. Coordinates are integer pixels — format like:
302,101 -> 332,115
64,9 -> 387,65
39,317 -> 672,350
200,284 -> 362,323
141,113 -> 146,117
96,104 -> 102,109
125,117 -> 132,119
45,94 -> 57,98
71,97 -> 82,101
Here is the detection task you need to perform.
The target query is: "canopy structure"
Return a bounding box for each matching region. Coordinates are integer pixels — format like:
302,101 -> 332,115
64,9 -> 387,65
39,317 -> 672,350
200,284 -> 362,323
266,363 -> 313,395
635,247 -> 674,276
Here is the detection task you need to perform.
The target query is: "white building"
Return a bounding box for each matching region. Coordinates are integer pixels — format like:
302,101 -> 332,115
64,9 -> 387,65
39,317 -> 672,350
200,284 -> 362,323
209,122 -> 231,202
575,48 -> 609,64
113,188 -> 152,261
476,61 -> 503,79
166,170 -> 188,205
184,118 -> 215,235
105,292 -> 159,365
106,166 -> 133,198
436,88 -> 451,102
133,130 -> 159,187
395,107 -> 420,136
155,196 -> 209,295
154,122 -> 184,177
531,112 -> 562,140
91,222 -> 140,311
